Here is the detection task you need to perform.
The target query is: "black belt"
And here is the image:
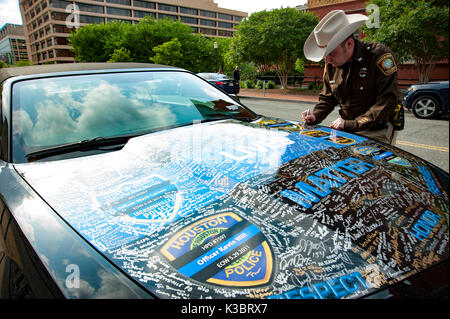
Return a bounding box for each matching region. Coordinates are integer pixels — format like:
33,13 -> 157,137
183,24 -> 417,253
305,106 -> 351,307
369,121 -> 388,131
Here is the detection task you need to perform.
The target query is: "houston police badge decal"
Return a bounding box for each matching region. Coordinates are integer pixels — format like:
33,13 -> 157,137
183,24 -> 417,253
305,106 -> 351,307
160,212 -> 273,287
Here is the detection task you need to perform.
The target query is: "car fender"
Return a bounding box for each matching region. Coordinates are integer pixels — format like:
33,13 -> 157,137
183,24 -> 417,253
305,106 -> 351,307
0,164 -> 151,298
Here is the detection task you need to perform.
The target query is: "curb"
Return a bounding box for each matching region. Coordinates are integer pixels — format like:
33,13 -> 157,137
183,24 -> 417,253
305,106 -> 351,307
238,95 -> 318,105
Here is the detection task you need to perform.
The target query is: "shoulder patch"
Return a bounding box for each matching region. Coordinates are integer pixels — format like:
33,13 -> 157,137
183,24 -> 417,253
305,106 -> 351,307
376,53 -> 397,76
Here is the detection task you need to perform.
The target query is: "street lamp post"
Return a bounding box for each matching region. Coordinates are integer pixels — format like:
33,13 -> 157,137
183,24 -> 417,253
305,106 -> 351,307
214,41 -> 218,73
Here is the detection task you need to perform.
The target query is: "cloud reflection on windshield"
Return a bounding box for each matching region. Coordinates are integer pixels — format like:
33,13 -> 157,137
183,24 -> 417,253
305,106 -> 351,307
15,81 -> 178,147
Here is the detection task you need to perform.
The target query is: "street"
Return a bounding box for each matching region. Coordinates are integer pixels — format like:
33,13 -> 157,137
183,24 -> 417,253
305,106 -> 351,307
240,97 -> 449,173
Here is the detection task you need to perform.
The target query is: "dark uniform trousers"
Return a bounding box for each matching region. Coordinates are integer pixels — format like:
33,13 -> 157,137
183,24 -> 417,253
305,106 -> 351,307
312,39 -> 399,144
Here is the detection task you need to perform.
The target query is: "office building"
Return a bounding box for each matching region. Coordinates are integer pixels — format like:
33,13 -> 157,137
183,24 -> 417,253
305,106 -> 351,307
0,24 -> 28,64
19,0 -> 248,64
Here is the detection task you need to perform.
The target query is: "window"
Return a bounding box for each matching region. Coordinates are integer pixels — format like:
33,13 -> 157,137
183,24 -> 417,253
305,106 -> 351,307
180,16 -> 197,25
78,3 -> 104,14
106,0 -> 131,5
133,0 -> 155,9
80,15 -> 105,24
134,10 -> 155,18
200,10 -> 215,18
218,30 -> 233,37
158,3 -> 177,12
218,13 -> 232,21
200,19 -> 216,27
200,28 -> 216,36
158,13 -> 177,21
11,71 -> 255,163
49,0 -> 72,9
52,12 -> 69,21
180,7 -> 197,15
107,18 -> 131,23
107,7 -> 131,17
218,21 -> 233,29
54,37 -> 68,45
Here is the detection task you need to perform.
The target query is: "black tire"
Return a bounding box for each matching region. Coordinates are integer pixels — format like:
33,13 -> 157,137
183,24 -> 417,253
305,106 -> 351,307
412,95 -> 440,119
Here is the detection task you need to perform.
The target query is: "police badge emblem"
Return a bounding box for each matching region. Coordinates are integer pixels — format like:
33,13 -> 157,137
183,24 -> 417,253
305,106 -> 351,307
376,53 -> 397,75
160,212 -> 274,287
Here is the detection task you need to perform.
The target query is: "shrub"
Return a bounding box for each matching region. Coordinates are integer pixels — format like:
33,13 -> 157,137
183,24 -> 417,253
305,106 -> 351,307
266,80 -> 276,89
244,79 -> 255,89
307,81 -> 323,92
255,80 -> 264,89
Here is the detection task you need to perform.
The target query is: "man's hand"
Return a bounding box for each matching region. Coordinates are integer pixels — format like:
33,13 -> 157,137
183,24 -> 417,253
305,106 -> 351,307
330,117 -> 344,130
301,110 -> 316,124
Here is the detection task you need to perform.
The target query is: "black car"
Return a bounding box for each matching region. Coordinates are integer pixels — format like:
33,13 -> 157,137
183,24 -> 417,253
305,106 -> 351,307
197,72 -> 240,95
402,81 -> 449,119
0,63 -> 448,299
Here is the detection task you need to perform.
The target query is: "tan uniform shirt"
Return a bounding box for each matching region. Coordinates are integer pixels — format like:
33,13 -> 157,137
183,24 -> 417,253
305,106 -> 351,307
313,39 -> 399,132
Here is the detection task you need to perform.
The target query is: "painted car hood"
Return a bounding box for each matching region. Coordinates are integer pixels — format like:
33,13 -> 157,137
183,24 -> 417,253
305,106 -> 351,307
15,118 -> 449,299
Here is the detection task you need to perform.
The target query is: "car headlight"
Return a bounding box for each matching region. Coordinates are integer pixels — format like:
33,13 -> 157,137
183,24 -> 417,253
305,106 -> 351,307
407,86 -> 416,93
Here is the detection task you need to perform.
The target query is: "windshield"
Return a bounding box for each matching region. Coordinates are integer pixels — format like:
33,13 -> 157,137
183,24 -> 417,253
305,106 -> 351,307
12,70 -> 257,163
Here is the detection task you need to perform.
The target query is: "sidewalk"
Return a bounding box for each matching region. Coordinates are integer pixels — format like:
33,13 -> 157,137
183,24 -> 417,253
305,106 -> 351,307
238,88 -> 319,104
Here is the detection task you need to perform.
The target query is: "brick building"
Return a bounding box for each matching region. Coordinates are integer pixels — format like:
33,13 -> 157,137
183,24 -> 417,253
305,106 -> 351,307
19,0 -> 248,64
304,0 -> 449,88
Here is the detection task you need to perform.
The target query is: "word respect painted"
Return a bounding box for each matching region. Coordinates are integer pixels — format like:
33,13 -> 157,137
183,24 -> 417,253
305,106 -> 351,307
280,158 -> 374,209
269,271 -> 370,299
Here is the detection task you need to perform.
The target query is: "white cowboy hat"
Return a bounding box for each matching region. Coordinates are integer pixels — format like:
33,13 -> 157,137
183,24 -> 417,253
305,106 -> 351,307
304,10 -> 368,62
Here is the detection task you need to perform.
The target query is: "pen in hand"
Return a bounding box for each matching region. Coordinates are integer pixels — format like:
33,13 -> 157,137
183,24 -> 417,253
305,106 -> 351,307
302,109 -> 310,130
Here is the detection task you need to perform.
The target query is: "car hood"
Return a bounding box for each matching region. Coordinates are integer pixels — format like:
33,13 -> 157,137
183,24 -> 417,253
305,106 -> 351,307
15,118 -> 449,299
411,81 -> 449,90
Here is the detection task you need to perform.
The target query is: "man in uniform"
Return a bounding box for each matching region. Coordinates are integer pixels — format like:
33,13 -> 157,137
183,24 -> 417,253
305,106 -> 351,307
301,10 -> 399,144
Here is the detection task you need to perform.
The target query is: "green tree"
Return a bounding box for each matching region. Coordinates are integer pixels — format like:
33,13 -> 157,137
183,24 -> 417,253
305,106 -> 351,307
126,17 -> 194,63
230,8 -> 318,89
149,38 -> 183,66
69,21 -> 131,62
68,17 -> 222,73
108,47 -> 132,63
362,0 -> 449,83
14,60 -> 32,67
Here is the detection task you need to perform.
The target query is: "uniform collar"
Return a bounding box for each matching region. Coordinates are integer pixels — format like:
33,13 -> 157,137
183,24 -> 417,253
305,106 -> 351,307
352,39 -> 366,64
336,39 -> 364,70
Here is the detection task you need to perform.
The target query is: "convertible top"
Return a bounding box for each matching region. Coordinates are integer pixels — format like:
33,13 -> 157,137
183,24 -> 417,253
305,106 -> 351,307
0,62 -> 179,83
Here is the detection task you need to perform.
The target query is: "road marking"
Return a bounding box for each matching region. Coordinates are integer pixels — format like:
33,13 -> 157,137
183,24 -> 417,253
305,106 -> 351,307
397,140 -> 449,152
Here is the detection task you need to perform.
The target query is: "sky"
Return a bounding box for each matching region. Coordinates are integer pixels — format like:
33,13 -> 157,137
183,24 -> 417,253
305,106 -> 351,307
0,0 -> 307,29
215,0 -> 306,14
